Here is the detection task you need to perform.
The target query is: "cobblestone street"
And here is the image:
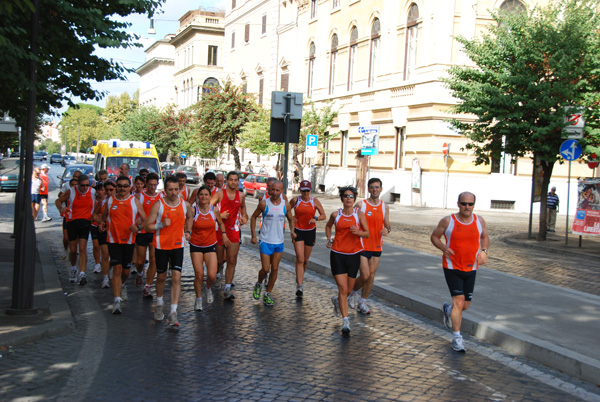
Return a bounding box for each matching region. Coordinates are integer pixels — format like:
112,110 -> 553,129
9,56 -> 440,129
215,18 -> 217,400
1,226 -> 598,401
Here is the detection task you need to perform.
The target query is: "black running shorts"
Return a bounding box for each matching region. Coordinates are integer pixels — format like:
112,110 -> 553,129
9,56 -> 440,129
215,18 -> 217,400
330,251 -> 361,278
443,268 -> 477,302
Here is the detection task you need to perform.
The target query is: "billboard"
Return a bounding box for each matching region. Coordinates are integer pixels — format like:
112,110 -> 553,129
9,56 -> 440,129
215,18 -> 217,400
571,178 -> 600,236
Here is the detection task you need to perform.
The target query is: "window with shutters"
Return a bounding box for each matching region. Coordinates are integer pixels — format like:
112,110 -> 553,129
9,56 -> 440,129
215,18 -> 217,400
307,42 -> 315,98
245,23 -> 250,43
262,15 -> 267,35
280,73 -> 289,91
404,4 -> 419,80
208,45 -> 218,66
329,34 -> 338,95
348,27 -> 358,91
232,0 -> 236,9
369,18 -> 380,87
232,31 -> 235,49
310,0 -> 317,19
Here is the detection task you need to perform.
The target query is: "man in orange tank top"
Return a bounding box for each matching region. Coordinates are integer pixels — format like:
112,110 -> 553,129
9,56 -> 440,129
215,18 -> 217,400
55,175 -> 96,286
137,173 -> 161,297
144,176 -> 193,326
349,178 -> 391,315
210,171 -> 248,300
101,176 -> 147,315
430,191 -> 489,353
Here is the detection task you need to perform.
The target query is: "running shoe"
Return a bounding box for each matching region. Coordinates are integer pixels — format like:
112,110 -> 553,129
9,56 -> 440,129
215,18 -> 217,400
143,285 -> 153,298
194,298 -> 203,311
154,304 -> 164,321
112,300 -> 122,315
331,296 -> 339,316
206,288 -> 214,304
78,273 -> 87,287
101,277 -> 110,289
224,288 -> 235,300
93,264 -> 101,273
342,321 -> 351,334
121,286 -> 128,301
296,284 -> 303,297
167,311 -> 179,326
42,216 -> 52,222
61,250 -> 68,261
357,300 -> 371,315
451,336 -> 466,353
253,283 -> 263,300
68,267 -> 77,283
442,302 -> 452,329
108,267 -> 113,280
263,293 -> 274,306
348,292 -> 357,309
135,273 -> 143,288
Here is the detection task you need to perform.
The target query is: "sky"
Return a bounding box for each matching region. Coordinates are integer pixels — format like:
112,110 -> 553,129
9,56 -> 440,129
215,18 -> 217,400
60,0 -> 225,116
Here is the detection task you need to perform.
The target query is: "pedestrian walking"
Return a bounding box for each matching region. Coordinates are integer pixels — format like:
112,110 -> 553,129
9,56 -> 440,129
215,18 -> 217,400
325,186 -> 370,334
250,180 -> 296,306
289,180 -> 325,297
430,191 -> 489,353
31,167 -> 42,220
348,178 -> 391,315
188,185 -> 229,310
40,164 -> 52,222
546,186 -> 559,232
102,176 -> 146,314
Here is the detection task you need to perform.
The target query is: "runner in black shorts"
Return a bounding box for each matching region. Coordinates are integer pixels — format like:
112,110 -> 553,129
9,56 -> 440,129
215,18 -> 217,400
94,180 -> 113,288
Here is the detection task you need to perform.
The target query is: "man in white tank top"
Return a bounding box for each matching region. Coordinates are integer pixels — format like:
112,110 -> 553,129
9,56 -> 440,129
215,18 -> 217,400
250,181 -> 296,306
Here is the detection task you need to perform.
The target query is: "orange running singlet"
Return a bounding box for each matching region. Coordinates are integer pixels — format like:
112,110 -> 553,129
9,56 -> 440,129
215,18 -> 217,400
360,200 -> 385,252
153,198 -> 187,250
67,187 -> 95,221
139,191 -> 161,234
107,195 -> 138,244
443,213 -> 483,271
180,185 -> 189,201
220,189 -> 241,232
190,205 -> 218,247
294,197 -> 316,231
332,208 -> 363,255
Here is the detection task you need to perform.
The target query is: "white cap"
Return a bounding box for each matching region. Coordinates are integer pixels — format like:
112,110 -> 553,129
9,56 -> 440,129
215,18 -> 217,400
41,164 -> 50,169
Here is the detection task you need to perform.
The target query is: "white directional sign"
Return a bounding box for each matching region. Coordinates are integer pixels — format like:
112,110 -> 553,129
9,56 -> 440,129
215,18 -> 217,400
564,106 -> 585,139
305,134 -> 318,158
359,126 -> 380,156
560,139 -> 582,161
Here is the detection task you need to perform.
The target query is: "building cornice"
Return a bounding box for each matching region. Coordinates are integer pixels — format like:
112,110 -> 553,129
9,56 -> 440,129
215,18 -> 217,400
135,57 -> 175,75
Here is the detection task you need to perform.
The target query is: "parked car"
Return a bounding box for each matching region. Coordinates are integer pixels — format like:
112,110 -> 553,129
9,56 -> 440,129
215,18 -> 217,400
161,162 -> 177,177
242,174 -> 269,198
10,151 -> 20,158
0,171 -> 18,191
61,155 -> 76,167
174,165 -> 201,184
57,164 -> 94,189
236,171 -> 249,191
33,152 -> 44,161
50,153 -> 63,164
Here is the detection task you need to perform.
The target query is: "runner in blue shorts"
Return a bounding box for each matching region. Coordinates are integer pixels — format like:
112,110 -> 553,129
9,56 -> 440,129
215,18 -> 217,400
250,181 -> 296,306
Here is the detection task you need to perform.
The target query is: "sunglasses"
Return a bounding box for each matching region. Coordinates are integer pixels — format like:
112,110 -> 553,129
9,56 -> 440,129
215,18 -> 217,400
117,184 -> 130,188
106,188 -> 115,191
460,202 -> 475,206
343,194 -> 355,199
79,184 -> 90,187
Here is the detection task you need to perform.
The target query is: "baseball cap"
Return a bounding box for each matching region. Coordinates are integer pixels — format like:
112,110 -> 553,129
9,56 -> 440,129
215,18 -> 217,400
41,164 -> 50,169
299,180 -> 312,191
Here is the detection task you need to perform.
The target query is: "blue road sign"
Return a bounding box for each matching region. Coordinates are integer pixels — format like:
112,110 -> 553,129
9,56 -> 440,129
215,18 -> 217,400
560,139 -> 582,161
306,134 -> 318,147
180,152 -> 187,159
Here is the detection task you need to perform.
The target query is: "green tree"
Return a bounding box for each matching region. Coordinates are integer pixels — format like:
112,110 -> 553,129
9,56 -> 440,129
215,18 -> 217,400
38,138 -> 60,154
191,81 -> 259,170
0,0 -> 164,127
239,107 -> 283,156
104,92 -> 138,129
120,105 -> 162,144
60,106 -> 107,153
444,0 -> 600,240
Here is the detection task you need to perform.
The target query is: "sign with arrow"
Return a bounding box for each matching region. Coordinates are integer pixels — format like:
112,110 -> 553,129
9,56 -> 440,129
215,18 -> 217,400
560,139 -> 582,161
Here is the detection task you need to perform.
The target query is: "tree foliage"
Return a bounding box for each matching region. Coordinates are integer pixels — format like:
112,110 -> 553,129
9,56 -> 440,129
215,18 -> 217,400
104,92 -> 138,128
239,107 -> 283,156
60,106 -> 107,152
0,0 -> 164,127
444,0 -> 600,240
190,81 -> 259,170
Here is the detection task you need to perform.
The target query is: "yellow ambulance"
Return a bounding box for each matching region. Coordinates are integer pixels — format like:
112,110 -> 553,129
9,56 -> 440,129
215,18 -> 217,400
92,139 -> 163,189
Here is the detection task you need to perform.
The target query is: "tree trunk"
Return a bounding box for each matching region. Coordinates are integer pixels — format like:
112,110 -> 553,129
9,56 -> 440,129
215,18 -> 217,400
230,142 -> 241,170
536,159 -> 555,241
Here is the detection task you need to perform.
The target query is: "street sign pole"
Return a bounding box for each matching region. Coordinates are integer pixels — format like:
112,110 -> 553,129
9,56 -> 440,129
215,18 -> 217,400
282,93 -> 291,192
528,156 -> 536,240
566,160 -> 572,246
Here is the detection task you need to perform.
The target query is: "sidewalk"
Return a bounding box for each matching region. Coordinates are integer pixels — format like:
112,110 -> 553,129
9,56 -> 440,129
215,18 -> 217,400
243,231 -> 600,386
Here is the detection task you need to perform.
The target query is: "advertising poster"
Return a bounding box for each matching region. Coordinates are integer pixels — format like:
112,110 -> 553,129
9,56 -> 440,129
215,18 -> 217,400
571,178 -> 600,235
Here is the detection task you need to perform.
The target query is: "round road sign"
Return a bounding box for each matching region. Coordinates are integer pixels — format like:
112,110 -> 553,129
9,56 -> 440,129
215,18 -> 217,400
442,143 -> 448,155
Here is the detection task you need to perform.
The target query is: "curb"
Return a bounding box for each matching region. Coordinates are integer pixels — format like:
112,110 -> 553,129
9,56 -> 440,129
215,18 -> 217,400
503,236 -> 600,260
242,235 -> 600,386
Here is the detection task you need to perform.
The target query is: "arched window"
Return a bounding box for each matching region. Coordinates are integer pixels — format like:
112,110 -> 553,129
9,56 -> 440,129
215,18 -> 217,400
404,4 -> 419,80
308,42 -> 316,97
369,18 -> 381,87
202,77 -> 221,95
499,0 -> 526,14
348,26 -> 358,91
329,34 -> 338,95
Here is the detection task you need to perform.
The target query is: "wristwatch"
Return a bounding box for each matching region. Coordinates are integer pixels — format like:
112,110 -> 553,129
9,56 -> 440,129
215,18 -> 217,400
482,249 -> 488,254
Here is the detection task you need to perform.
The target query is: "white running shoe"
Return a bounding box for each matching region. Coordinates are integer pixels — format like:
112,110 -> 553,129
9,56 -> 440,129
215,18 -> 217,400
194,298 -> 203,311
121,286 -> 128,301
331,296 -> 339,316
69,267 -> 77,283
357,300 -> 371,315
93,264 -> 101,273
108,267 -> 113,280
101,277 -> 110,288
167,311 -> 179,326
342,320 -> 350,334
206,288 -> 214,304
112,300 -> 122,315
154,304 -> 164,321
442,302 -> 452,329
452,336 -> 466,353
348,292 -> 357,309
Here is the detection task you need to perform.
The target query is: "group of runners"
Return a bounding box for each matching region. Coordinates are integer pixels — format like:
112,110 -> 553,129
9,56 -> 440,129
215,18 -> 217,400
53,162 -> 488,348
